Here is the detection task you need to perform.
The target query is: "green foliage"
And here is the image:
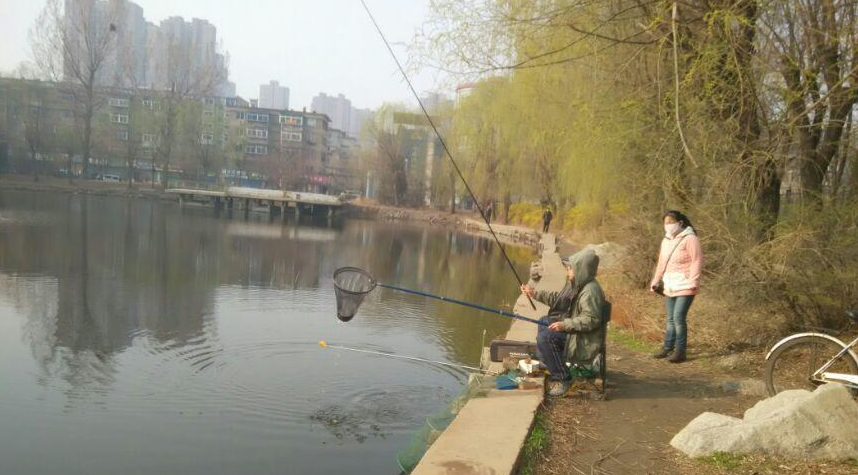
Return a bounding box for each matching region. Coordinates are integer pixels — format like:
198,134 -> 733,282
697,452 -> 746,471
607,327 -> 659,354
507,203 -> 543,228
519,413 -> 549,475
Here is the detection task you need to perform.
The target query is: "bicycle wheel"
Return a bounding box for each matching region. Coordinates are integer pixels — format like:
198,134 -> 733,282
764,335 -> 858,397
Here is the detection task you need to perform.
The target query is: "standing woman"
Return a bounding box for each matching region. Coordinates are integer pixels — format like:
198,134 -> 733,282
650,210 -> 702,363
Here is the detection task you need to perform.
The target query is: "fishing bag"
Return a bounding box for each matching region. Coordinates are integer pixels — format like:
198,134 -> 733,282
489,339 -> 537,362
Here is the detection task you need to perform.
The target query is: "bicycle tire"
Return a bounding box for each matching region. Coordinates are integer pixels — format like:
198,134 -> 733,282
764,334 -> 858,397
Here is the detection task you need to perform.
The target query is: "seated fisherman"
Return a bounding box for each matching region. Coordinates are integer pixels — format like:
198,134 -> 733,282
520,248 -> 606,397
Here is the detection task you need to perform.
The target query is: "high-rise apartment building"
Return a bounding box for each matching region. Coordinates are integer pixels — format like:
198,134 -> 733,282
311,93 -> 351,133
63,0 -> 232,95
259,81 -> 290,110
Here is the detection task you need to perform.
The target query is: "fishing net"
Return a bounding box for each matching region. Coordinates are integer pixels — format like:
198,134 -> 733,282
396,373 -> 496,473
333,267 -> 377,322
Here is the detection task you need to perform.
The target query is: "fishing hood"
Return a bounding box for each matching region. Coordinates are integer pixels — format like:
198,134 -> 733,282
567,248 -> 600,292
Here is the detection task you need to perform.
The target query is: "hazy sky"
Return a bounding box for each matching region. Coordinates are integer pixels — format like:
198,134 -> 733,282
0,0 -> 447,110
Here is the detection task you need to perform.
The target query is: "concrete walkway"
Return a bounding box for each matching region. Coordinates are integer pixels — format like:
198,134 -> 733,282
411,234 -> 566,475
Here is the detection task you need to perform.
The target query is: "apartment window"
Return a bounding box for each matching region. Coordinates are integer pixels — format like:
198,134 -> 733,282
109,97 -> 129,108
201,133 -> 214,145
279,115 -> 303,126
245,144 -> 267,154
246,128 -> 268,139
307,118 -> 317,127
142,98 -> 154,108
203,98 -> 215,107
203,110 -> 214,121
282,132 -> 302,142
225,97 -> 237,107
142,133 -> 157,147
111,113 -> 129,124
246,112 -> 269,123
236,111 -> 246,120
116,129 -> 128,141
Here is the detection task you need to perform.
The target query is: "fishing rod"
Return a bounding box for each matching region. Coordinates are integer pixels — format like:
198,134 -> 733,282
358,0 -> 537,311
318,340 -> 498,375
376,282 -> 547,327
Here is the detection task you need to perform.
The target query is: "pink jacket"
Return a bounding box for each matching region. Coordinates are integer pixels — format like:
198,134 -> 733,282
649,227 -> 702,297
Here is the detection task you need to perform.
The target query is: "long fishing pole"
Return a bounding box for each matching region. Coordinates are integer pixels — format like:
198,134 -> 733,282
358,0 -> 537,311
377,282 -> 548,327
318,340 -> 498,375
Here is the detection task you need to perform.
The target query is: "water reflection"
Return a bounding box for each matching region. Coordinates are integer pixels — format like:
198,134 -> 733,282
0,190 -> 533,475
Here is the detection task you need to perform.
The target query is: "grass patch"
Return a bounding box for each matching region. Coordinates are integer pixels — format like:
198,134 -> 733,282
607,326 -> 659,353
697,452 -> 746,471
518,413 -> 549,475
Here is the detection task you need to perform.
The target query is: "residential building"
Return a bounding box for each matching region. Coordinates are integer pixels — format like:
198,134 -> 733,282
259,81 -> 290,110
0,77 -> 361,193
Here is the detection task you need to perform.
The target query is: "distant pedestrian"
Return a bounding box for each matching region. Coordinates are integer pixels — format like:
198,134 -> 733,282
484,201 -> 493,223
542,207 -> 553,233
649,210 -> 703,363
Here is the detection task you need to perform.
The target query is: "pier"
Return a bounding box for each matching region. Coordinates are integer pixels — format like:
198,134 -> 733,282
166,186 -> 343,219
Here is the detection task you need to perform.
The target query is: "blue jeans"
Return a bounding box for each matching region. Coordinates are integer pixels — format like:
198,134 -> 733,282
664,296 -> 695,352
536,316 -> 570,381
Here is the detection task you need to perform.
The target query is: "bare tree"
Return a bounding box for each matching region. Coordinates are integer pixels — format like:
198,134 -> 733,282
29,0 -> 120,179
153,38 -> 228,189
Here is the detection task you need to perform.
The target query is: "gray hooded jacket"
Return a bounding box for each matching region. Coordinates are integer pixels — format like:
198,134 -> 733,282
534,249 -> 606,365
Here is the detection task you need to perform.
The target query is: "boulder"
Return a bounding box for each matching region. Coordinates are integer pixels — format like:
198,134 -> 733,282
671,383 -> 858,460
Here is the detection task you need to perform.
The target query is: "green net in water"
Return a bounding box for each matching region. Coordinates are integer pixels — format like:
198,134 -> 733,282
396,373 -> 496,473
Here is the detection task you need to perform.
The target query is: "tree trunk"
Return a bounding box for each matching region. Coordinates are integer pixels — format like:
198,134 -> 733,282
448,171 -> 456,214
83,83 -> 94,179
502,191 -> 511,224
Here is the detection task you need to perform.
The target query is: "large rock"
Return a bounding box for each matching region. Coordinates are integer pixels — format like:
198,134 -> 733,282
671,383 -> 858,460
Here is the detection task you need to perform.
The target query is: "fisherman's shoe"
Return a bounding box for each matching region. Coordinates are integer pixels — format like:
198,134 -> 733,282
668,350 -> 686,363
547,380 -> 572,398
653,348 -> 672,359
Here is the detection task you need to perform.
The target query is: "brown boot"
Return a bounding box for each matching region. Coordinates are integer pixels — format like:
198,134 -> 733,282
668,350 -> 686,363
653,348 -> 672,359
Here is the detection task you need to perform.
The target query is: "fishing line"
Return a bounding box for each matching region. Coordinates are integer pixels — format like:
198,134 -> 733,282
358,0 -> 537,311
318,340 -> 497,375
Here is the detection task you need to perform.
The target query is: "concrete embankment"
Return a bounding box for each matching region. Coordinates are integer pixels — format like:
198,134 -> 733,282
410,233 -> 565,475
0,175 -> 174,200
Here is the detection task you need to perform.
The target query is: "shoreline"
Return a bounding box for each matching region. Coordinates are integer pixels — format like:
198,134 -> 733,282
0,175 -> 544,250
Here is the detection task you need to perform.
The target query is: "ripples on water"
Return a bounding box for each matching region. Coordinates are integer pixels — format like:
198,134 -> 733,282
0,191 -> 532,475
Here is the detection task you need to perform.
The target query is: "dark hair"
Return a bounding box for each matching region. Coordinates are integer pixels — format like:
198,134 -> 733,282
663,210 -> 692,229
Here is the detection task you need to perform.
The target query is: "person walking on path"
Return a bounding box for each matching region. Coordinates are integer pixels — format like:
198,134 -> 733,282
542,207 -> 553,233
649,210 -> 703,363
484,201 -> 493,223
521,249 -> 606,397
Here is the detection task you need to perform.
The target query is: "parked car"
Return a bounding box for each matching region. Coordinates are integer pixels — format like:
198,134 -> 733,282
99,174 -> 121,182
339,190 -> 362,201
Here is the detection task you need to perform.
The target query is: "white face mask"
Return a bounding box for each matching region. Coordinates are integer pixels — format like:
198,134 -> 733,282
664,222 -> 681,237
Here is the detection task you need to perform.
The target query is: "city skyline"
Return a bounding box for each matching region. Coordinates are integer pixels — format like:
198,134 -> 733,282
0,0 -> 446,110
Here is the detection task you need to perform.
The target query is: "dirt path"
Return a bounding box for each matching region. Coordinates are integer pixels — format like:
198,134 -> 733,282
526,338 -> 858,475
528,341 -> 757,475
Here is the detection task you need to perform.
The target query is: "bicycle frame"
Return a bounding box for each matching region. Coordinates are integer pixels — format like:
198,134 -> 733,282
766,332 -> 858,390
814,333 -> 858,388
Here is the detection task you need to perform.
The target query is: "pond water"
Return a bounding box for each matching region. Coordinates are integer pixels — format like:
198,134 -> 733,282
0,190 -> 533,475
